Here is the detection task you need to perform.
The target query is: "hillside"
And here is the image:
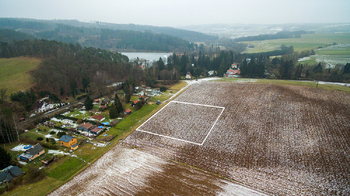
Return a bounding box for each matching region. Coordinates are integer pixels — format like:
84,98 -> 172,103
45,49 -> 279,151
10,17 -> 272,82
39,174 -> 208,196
0,29 -> 34,43
0,57 -> 41,95
0,18 -> 218,52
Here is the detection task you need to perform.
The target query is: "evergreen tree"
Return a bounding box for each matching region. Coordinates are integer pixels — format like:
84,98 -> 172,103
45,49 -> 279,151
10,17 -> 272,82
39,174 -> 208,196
124,81 -> 131,103
84,96 -> 93,110
114,93 -> 123,114
343,63 -> 350,74
313,63 -> 323,74
0,146 -> 12,170
109,104 -> 118,119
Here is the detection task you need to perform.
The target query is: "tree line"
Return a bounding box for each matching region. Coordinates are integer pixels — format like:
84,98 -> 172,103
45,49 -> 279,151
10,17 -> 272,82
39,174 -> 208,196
234,30 -> 314,42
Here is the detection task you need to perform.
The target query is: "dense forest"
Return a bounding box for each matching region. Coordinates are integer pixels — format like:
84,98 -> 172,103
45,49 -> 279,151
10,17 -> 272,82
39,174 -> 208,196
234,30 -> 314,42
0,18 -> 219,52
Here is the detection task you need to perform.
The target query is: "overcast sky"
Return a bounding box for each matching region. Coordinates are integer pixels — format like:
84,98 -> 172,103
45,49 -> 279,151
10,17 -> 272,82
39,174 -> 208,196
1,0 -> 349,27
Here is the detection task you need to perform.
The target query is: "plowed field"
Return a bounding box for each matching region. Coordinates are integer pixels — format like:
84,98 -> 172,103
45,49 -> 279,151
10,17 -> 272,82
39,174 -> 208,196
124,82 -> 350,195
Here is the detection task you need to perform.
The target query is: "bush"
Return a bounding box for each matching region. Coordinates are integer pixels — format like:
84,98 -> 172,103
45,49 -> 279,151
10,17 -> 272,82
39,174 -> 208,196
41,142 -> 58,150
160,86 -> 167,92
57,132 -> 65,138
46,138 -> 49,142
77,94 -> 87,100
50,131 -> 55,135
49,138 -> 56,144
36,137 -> 43,141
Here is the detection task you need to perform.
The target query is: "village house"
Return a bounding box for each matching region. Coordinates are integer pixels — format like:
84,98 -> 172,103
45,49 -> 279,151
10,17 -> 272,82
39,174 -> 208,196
18,143 -> 45,162
131,99 -> 140,107
33,101 -> 54,113
110,119 -> 119,126
208,70 -> 216,76
0,166 -> 24,185
186,72 -> 192,80
59,135 -> 78,150
89,127 -> 102,135
124,109 -> 132,115
231,63 -> 238,69
101,99 -> 110,106
77,122 -> 94,132
225,69 -> 240,78
92,114 -> 105,122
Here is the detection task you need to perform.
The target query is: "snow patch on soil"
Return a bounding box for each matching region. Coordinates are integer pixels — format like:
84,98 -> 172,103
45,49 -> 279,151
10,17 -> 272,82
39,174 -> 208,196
49,146 -> 167,195
11,144 -> 27,152
216,180 -> 268,196
48,150 -> 77,158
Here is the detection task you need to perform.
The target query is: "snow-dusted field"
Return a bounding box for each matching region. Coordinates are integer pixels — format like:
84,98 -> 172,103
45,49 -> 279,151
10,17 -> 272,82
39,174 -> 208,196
124,82 -> 350,195
49,145 -> 266,196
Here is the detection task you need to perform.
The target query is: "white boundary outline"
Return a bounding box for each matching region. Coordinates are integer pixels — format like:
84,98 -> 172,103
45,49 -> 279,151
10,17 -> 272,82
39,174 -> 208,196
136,100 -> 225,146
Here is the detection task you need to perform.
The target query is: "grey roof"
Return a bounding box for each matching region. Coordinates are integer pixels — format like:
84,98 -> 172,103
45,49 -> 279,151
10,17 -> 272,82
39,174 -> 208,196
8,166 -> 24,177
59,135 -> 74,143
0,166 -> 24,183
26,143 -> 44,155
0,171 -> 13,182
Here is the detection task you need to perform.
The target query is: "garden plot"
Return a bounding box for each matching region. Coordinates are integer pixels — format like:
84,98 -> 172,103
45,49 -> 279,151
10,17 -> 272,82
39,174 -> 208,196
124,82 -> 350,195
137,101 -> 224,145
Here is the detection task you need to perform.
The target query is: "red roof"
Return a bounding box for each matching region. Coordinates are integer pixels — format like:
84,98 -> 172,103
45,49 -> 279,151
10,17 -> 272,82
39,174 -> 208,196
133,99 -> 140,104
125,109 -> 132,113
100,105 -> 107,109
227,69 -> 234,72
94,99 -> 99,102
92,115 -> 105,121
233,70 -> 240,75
78,122 -> 94,129
90,127 -> 102,133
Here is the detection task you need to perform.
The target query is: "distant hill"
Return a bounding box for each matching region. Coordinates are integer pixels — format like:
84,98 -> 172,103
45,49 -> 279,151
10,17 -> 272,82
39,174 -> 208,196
47,19 -> 218,42
0,18 -> 218,52
0,29 -> 34,43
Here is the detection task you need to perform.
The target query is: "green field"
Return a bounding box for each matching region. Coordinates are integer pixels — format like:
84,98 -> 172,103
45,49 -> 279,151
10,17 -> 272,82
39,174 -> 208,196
0,57 -> 41,95
219,78 -> 350,93
242,33 -> 350,53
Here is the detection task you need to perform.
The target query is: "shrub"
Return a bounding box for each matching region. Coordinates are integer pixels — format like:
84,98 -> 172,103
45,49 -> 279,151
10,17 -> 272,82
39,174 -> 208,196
50,131 -> 55,135
46,138 -> 49,142
57,132 -> 65,138
41,142 -> 58,150
49,138 -> 56,144
160,86 -> 167,92
36,137 -> 43,141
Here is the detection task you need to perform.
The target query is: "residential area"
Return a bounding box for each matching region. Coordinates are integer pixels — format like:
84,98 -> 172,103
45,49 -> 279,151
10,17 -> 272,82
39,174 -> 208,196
0,81 -> 186,194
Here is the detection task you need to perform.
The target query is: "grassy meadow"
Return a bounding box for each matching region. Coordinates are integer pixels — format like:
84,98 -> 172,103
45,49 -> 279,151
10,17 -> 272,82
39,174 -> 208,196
0,57 -> 41,96
219,78 -> 350,93
241,33 -> 350,53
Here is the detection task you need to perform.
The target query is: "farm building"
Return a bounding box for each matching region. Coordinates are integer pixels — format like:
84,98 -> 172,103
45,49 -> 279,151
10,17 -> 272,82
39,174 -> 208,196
77,122 -> 94,132
125,109 -> 132,114
131,99 -> 140,107
0,166 -> 24,185
18,143 -> 45,162
89,127 -> 102,135
111,119 -> 118,126
92,115 -> 105,121
59,135 -> 78,150
101,99 -> 110,105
